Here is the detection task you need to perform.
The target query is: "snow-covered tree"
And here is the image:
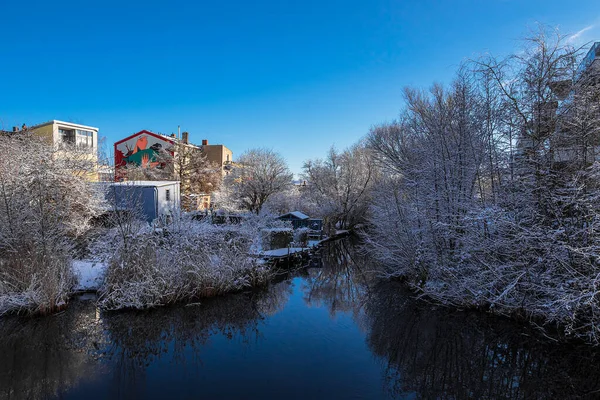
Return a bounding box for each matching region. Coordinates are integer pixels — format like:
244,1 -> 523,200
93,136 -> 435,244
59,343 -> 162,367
220,148 -> 292,214
303,144 -> 377,231
362,27 -> 600,343
261,184 -> 321,217
0,132 -> 103,315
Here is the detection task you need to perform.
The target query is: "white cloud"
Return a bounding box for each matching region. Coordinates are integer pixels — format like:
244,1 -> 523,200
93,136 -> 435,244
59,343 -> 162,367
567,24 -> 596,44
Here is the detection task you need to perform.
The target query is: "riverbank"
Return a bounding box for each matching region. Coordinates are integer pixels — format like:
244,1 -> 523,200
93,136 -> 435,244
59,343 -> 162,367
2,238 -> 600,399
370,249 -> 600,346
0,214 -> 315,315
83,229 -> 321,310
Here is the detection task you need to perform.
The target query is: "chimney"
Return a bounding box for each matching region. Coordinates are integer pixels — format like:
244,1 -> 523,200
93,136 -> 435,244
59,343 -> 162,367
12,126 -> 19,132
202,139 -> 208,146
182,131 -> 189,144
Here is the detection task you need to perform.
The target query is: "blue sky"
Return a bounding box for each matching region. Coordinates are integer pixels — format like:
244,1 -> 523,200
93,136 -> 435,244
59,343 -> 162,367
1,0 -> 599,176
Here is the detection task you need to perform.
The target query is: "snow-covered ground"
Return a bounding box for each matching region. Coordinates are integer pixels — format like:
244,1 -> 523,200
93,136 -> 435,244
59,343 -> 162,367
258,239 -> 325,258
73,260 -> 107,291
260,247 -> 310,258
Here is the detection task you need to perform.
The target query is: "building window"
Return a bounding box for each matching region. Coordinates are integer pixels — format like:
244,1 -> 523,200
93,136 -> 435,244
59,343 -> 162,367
165,189 -> 170,201
76,129 -> 94,149
59,128 -> 94,149
59,128 -> 75,144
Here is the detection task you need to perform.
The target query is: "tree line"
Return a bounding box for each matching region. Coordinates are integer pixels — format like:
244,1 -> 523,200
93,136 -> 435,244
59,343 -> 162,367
362,28 -> 600,344
227,28 -> 600,344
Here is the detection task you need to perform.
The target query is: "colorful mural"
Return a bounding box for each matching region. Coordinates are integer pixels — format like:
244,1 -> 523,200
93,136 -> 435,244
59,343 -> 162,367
114,130 -> 174,179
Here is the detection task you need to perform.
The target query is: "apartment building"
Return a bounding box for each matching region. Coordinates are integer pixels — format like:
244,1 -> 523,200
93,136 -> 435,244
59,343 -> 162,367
3,120 -> 102,181
29,120 -> 98,152
200,139 -> 233,176
552,42 -> 600,166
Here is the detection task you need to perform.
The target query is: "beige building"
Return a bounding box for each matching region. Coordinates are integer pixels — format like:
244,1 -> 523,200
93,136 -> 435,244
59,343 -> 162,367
30,120 -> 100,180
200,139 -> 233,176
30,120 -> 99,151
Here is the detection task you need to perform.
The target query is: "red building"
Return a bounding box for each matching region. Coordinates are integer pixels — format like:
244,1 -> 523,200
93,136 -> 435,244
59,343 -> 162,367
114,130 -> 176,181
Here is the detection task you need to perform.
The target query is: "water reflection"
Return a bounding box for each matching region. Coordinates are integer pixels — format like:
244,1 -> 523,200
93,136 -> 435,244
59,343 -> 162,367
3,239 -> 600,399
100,293 -> 267,398
0,286 -> 293,400
0,298 -> 104,400
101,282 -> 296,395
363,282 -> 600,399
302,238 -> 370,318
307,239 -> 600,399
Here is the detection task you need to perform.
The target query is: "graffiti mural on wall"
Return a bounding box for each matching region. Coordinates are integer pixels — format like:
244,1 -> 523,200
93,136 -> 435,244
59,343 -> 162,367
114,130 -> 175,180
115,130 -> 174,169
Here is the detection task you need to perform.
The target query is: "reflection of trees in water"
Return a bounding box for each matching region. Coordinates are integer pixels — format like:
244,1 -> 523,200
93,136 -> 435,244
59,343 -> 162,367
0,285 -> 292,400
9,241 -> 599,400
255,279 -> 293,317
303,239 -> 373,319
100,288 -> 290,397
306,240 -> 600,398
0,299 -> 105,400
364,282 -> 600,399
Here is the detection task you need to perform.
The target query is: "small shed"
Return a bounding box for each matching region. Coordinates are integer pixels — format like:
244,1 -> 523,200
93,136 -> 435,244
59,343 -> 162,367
279,211 -> 309,222
278,211 -> 323,230
108,181 -> 180,223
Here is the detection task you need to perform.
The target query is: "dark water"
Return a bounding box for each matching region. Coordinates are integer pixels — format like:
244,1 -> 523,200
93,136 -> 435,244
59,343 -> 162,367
2,240 -> 600,399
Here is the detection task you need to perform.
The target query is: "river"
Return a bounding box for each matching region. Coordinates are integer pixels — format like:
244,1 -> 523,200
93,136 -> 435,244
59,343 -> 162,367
1,239 -> 600,399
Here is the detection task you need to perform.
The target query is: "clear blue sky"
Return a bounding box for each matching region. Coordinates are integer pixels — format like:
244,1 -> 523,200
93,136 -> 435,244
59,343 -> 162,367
1,0 -> 599,176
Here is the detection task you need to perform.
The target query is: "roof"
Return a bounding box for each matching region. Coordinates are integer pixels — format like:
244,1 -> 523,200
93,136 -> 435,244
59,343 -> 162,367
114,130 -> 178,147
30,120 -> 99,132
202,143 -> 232,152
279,211 -> 310,220
114,129 -> 230,151
110,181 -> 180,188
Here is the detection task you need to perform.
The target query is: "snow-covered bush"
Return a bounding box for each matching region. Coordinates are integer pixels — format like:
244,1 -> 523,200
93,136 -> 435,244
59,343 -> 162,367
360,177 -> 425,281
98,213 -> 284,310
293,228 -> 310,247
260,228 -> 293,250
0,133 -> 103,315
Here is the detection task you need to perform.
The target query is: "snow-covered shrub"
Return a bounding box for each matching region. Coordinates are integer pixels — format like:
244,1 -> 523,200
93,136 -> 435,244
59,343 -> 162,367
0,251 -> 75,316
361,177 -> 425,281
293,228 -> 310,247
0,134 -> 102,315
98,213 -> 282,310
260,228 -> 293,250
